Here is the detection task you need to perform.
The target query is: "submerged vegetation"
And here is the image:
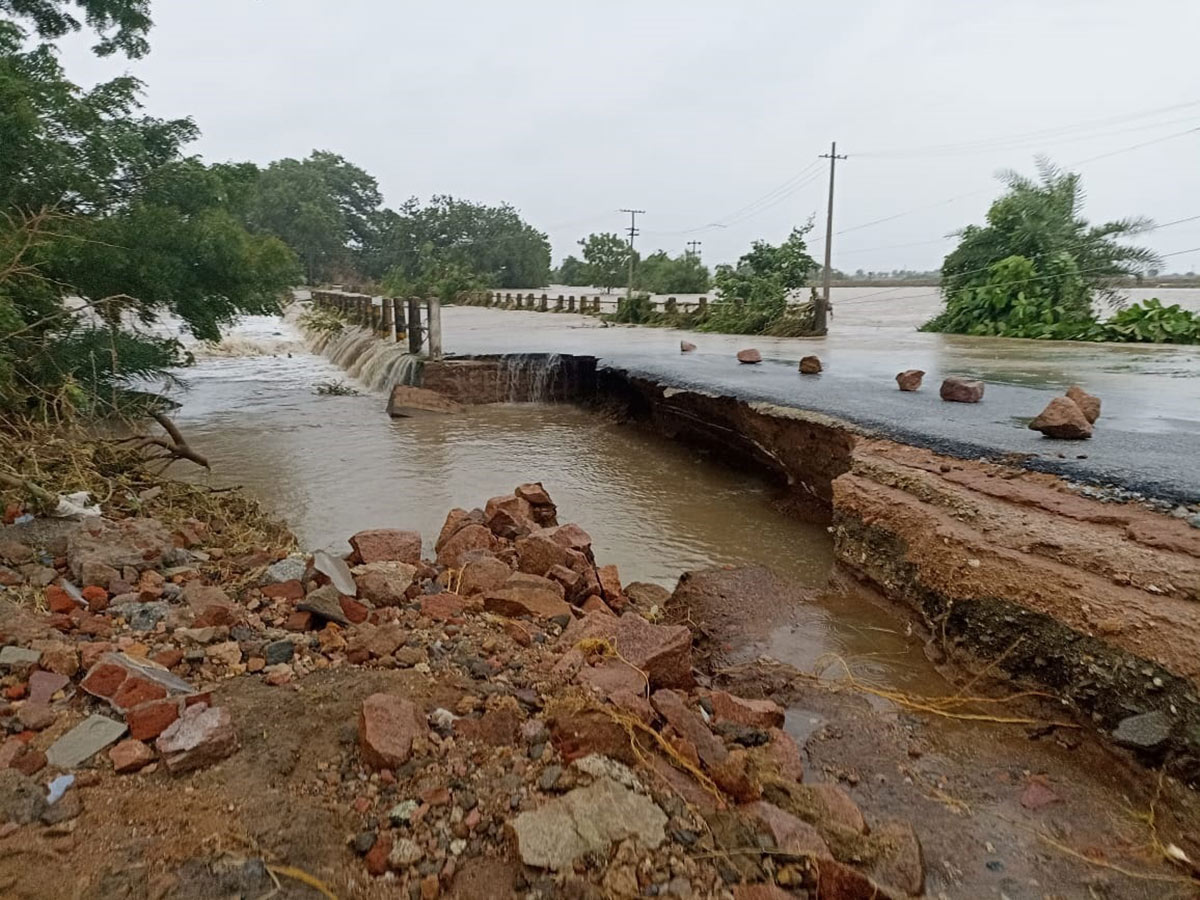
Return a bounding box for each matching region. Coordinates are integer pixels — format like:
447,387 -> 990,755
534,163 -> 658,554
924,160 -> 1195,344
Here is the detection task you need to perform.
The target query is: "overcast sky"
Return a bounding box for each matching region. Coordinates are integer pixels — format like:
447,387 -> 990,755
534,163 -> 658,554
56,0 -> 1200,273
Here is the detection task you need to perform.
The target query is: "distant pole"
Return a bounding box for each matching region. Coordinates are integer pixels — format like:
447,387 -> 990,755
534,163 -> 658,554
817,141 -> 847,336
686,240 -> 702,258
620,208 -> 645,304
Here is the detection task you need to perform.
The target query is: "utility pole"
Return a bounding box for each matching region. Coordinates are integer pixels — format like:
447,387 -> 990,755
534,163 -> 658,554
817,141 -> 847,336
685,240 -> 702,258
620,208 -> 644,303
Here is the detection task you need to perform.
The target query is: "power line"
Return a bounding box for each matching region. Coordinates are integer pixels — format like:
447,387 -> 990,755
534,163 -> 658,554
855,99 -> 1200,158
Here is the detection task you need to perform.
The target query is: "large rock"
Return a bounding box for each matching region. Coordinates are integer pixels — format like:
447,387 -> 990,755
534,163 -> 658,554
680,341 -> 696,353
736,349 -> 762,364
508,777 -> 666,870
558,611 -> 693,689
436,524 -> 499,568
798,355 -> 822,375
67,518 -> 174,583
353,561 -> 417,605
1066,384 -> 1101,423
740,800 -> 831,857
651,689 -> 727,769
359,694 -> 427,769
350,529 -> 422,565
485,573 -> 571,620
895,369 -> 924,391
546,523 -> 593,557
515,534 -> 571,577
386,385 -> 463,417
709,691 -> 785,729
458,555 -> 511,596
515,482 -> 558,527
156,704 -> 238,774
484,494 -> 537,540
939,377 -> 984,403
1028,396 -> 1092,440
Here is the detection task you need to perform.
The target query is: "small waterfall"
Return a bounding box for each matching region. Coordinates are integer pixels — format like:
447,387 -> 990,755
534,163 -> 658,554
497,353 -> 563,402
303,322 -> 423,393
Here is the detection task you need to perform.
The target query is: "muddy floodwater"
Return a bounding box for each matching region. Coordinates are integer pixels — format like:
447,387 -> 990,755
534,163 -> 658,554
174,317 -> 935,695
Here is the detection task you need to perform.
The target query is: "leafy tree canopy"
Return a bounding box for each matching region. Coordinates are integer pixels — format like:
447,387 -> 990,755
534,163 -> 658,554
636,250 -> 710,294
924,160 -> 1160,339
705,225 -> 818,335
0,11 -> 298,414
370,195 -> 550,292
578,232 -> 633,293
245,151 -> 381,283
2,0 -> 151,57
554,254 -> 590,287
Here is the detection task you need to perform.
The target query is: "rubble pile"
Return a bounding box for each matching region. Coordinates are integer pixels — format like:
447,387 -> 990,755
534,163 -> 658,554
0,483 -> 924,898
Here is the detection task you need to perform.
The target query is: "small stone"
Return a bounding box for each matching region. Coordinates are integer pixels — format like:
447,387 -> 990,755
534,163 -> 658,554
390,799 -> 420,824
0,769 -> 46,824
109,738 -> 155,773
27,670 -> 69,706
354,831 -> 377,855
798,355 -> 822,375
389,837 -> 424,869
0,646 -> 40,669
736,349 -> 762,364
538,765 -> 562,791
680,341 -> 696,353
895,369 -> 924,391
359,694 -> 428,770
17,703 -> 56,731
298,584 -> 350,626
264,639 -> 295,666
46,714 -> 128,768
156,704 -> 238,773
1112,709 -> 1172,750
264,557 -> 306,585
940,376 -> 984,403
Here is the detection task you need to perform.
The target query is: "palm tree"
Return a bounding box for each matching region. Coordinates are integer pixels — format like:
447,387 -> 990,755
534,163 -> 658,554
927,158 -> 1161,336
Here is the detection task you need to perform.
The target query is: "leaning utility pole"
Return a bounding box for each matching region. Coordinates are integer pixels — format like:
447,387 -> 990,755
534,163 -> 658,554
620,208 -> 644,303
685,240 -> 702,258
817,141 -> 847,335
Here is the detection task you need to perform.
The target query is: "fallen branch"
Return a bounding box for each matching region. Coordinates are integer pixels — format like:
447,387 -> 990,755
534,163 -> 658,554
149,412 -> 209,469
0,469 -> 57,507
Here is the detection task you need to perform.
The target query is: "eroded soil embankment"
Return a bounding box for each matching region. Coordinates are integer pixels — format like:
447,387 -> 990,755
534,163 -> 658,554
599,371 -> 1200,778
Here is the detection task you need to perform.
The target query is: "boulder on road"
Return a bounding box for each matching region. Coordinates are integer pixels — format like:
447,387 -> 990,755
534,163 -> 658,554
680,341 -> 697,353
1029,396 -> 1092,440
736,349 -> 762,364
895,369 -> 924,391
1066,384 -> 1101,423
798,355 -> 822,375
939,377 -> 984,403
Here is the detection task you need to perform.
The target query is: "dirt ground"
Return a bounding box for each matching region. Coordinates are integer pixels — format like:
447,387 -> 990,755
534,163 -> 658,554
674,563 -> 1200,899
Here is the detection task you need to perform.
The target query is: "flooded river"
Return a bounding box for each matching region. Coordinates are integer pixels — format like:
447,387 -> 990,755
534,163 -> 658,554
174,312 -> 937,693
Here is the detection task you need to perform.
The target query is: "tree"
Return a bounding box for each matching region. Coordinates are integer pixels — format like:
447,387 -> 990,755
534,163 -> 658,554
924,159 -> 1159,338
1,0 -> 151,57
578,232 -> 633,293
705,226 -> 818,335
369,196 -> 550,290
245,151 -> 381,283
637,251 -> 711,293
554,254 -> 590,286
0,14 -> 298,414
